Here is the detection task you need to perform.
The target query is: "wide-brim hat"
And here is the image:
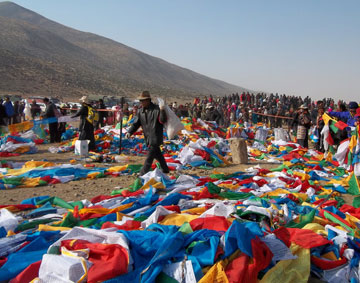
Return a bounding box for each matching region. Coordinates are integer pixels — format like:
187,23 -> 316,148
79,96 -> 88,103
299,104 -> 308,110
206,103 -> 213,109
138,91 -> 151,100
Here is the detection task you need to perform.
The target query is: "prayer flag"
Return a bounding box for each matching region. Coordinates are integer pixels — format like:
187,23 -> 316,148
348,173 -> 360,195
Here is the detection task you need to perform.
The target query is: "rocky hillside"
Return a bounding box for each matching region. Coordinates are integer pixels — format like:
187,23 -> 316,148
0,1 -> 250,101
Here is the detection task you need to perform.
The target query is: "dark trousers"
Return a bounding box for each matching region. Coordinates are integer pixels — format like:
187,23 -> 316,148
49,122 -> 60,143
297,132 -> 309,148
140,145 -> 169,175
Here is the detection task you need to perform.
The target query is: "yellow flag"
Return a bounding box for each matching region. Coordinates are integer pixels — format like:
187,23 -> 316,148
349,134 -> 357,152
260,244 -> 310,283
322,113 -> 336,125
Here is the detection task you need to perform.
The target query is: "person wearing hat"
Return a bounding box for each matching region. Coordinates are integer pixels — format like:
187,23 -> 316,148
291,104 -> 311,148
205,103 -> 221,125
126,91 -> 169,176
71,96 -> 96,150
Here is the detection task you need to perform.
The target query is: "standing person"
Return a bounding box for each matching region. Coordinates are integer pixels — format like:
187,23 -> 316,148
0,99 -> 6,134
31,100 -> 41,119
58,103 -> 67,139
292,104 -> 312,148
19,101 -> 25,122
42,97 -> 60,143
3,97 -> 14,125
315,105 -> 325,152
125,91 -> 169,176
96,99 -> 107,129
275,104 -> 283,128
269,105 -> 277,128
71,96 -> 96,151
13,101 -> 21,124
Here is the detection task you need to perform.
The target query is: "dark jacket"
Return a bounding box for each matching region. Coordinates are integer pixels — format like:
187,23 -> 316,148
4,101 -> 14,117
43,102 -> 56,118
31,103 -> 41,119
0,104 -> 6,125
128,102 -> 167,146
72,104 -> 90,132
205,108 -> 221,125
72,104 -> 96,150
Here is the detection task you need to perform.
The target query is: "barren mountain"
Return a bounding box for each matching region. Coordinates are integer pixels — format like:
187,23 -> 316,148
0,1 -> 249,101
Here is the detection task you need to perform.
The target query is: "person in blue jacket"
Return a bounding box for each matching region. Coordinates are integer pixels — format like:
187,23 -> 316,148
3,96 -> 14,125
328,101 -> 359,137
328,101 -> 358,126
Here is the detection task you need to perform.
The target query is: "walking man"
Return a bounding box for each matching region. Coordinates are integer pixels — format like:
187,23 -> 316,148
126,91 -> 169,176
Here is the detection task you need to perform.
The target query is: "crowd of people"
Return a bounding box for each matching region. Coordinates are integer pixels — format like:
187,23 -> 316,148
165,93 -> 360,152
0,97 -> 25,126
167,93 -> 342,128
1,92 -> 359,155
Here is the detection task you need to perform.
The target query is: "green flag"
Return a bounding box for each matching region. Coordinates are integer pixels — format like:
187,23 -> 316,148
353,196 -> 360,208
329,121 -> 339,134
155,272 -> 178,283
207,182 -> 221,194
286,209 -> 315,228
348,173 -> 360,195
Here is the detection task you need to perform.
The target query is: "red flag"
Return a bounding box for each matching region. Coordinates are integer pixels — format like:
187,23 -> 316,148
61,239 -> 129,283
190,216 -> 231,232
11,260 -> 41,283
326,133 -> 334,146
311,255 -> 347,270
334,120 -> 348,130
274,227 -> 331,248
225,237 -> 273,283
101,220 -> 141,230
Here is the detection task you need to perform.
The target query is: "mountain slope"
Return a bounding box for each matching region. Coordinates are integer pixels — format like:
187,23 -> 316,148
0,1 -> 249,100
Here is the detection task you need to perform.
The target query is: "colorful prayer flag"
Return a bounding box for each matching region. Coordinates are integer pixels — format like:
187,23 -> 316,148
348,173 -> 360,195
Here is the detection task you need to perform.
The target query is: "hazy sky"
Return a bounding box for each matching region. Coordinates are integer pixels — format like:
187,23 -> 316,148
10,0 -> 360,101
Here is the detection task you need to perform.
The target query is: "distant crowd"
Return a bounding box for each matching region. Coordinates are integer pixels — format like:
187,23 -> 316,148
166,93 -> 342,128
1,92 -> 359,153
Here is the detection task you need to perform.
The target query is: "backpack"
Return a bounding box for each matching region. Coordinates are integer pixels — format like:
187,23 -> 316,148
86,106 -> 99,126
